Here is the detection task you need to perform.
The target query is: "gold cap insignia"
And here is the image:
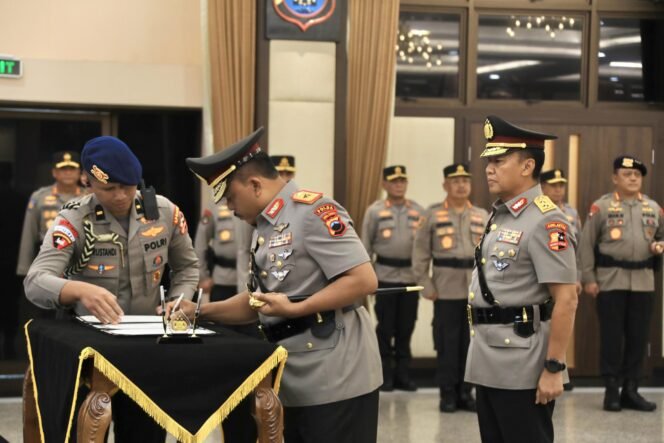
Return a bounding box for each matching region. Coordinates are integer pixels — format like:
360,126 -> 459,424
622,158 -> 634,168
64,153 -> 71,161
90,165 -> 109,184
395,166 -> 403,174
279,157 -> 290,168
483,119 -> 494,140
457,165 -> 465,174
554,170 -> 561,178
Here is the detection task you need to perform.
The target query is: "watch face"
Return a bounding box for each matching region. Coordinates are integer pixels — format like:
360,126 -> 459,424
545,359 -> 565,372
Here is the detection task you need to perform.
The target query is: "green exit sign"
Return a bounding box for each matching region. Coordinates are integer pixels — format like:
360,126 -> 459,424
0,56 -> 22,78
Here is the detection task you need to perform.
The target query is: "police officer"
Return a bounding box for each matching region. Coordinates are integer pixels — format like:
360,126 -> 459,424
579,155 -> 663,412
270,155 -> 296,182
17,151 -> 85,277
361,165 -> 424,392
465,116 -> 578,443
412,163 -> 488,412
540,169 -> 582,240
194,196 -> 252,301
179,127 -> 382,443
24,136 -> 199,442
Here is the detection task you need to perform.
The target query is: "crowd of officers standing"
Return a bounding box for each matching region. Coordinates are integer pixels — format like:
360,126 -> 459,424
6,115 -> 664,443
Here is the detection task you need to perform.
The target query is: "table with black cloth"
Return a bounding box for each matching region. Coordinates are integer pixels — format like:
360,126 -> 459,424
22,319 -> 287,443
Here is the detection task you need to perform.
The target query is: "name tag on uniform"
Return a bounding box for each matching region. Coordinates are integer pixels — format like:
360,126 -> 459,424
496,228 -> 523,245
269,232 -> 292,248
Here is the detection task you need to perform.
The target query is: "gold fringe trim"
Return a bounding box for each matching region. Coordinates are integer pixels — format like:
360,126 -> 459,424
64,348 -> 96,442
24,320 -> 46,443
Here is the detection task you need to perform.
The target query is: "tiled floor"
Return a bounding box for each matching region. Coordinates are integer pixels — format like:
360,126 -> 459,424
2,388 -> 664,442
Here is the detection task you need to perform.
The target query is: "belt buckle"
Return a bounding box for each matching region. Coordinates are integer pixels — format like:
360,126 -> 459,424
467,304 -> 473,326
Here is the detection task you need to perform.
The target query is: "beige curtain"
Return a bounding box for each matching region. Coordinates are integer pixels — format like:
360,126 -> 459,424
208,0 -> 256,151
345,0 -> 399,225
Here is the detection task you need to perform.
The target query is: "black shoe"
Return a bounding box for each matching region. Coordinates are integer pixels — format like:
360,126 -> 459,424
621,381 -> 656,412
457,386 -> 477,412
393,377 -> 417,392
439,389 -> 457,413
603,378 -> 621,412
380,371 -> 394,392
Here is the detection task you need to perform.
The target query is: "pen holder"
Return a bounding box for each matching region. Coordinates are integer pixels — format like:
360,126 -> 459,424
156,309 -> 203,344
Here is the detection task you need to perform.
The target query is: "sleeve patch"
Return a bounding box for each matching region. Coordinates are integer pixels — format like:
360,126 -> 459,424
291,190 -> 323,205
588,204 -> 600,218
201,209 -> 212,225
27,198 -> 36,210
314,203 -> 337,217
546,221 -> 568,251
321,211 -> 347,237
52,219 -> 79,250
173,206 -> 181,226
177,211 -> 189,235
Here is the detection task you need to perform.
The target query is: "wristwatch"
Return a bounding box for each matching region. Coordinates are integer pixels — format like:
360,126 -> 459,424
544,359 -> 567,373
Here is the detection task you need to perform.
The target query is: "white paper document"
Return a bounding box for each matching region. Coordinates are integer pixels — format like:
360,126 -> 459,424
76,315 -> 216,336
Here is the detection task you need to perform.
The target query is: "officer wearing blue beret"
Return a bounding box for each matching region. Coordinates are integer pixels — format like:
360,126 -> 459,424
24,136 -> 199,442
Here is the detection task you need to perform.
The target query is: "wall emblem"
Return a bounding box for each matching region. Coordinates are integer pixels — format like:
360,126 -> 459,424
272,0 -> 337,32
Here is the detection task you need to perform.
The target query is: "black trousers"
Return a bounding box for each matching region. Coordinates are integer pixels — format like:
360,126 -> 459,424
374,281 -> 419,361
476,386 -> 554,443
596,290 -> 653,380
283,389 -> 379,443
433,299 -> 470,388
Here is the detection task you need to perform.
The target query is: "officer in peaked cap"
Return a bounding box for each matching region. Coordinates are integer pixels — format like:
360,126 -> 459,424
270,155 -> 296,182
361,165 -> 424,392
466,116 -> 578,442
24,136 -> 199,442
17,151 -> 85,278
180,127 -> 383,442
412,163 -> 488,413
579,155 -> 663,413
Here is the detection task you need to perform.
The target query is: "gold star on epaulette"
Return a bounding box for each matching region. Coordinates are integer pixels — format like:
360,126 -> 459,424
534,195 -> 556,213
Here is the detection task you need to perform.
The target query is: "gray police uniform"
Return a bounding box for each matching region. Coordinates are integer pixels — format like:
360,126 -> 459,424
24,192 -> 199,314
412,200 -> 488,399
194,198 -> 252,298
561,202 -> 581,240
253,181 -> 382,408
579,192 -> 664,382
17,185 -> 84,276
361,198 -> 423,388
465,185 -> 576,441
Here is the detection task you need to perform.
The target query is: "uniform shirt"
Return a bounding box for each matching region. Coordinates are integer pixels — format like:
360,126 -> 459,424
465,185 -> 577,390
24,193 -> 199,315
17,185 -> 85,276
252,181 -> 382,407
361,199 -> 424,283
561,202 -> 582,240
194,198 -> 252,291
412,201 -> 488,300
579,192 -> 664,292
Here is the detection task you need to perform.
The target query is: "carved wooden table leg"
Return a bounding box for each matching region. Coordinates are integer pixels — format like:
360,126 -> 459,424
77,367 -> 119,443
252,374 -> 284,443
23,367 -> 41,443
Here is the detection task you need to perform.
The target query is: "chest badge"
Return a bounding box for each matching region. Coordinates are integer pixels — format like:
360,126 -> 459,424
271,269 -> 290,281
141,226 -> 165,238
274,223 -> 289,233
496,229 -> 523,245
492,259 -> 510,271
219,230 -> 231,241
87,264 -> 115,275
278,249 -> 293,260
269,232 -> 293,248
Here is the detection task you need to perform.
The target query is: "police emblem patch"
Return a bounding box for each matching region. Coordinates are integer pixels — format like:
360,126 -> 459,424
546,222 -> 568,251
322,211 -> 346,237
272,0 -> 337,32
52,219 -> 79,250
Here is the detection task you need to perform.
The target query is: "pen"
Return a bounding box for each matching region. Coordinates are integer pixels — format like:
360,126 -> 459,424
171,293 -> 185,314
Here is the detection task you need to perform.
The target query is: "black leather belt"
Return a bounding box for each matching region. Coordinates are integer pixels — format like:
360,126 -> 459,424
376,255 -> 412,268
469,301 -> 554,325
214,256 -> 237,268
259,298 -> 359,343
595,249 -> 654,270
433,257 -> 474,269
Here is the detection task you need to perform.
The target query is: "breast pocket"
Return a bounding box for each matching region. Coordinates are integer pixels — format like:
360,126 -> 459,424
643,215 -> 657,241
605,219 -> 624,242
378,218 -> 396,240
486,246 -> 520,283
80,257 -> 121,295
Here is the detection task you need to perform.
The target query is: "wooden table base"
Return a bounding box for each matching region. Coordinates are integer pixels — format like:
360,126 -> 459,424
23,366 -> 284,442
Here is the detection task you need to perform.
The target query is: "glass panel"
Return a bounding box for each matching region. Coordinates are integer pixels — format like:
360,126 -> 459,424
598,17 -> 664,103
477,14 -> 584,100
395,11 -> 461,99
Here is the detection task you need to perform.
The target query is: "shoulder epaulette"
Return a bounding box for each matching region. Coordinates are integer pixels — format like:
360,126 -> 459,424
61,201 -> 81,211
291,190 -> 323,205
534,195 -> 557,213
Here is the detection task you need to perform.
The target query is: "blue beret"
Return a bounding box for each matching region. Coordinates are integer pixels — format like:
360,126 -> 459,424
81,136 -> 142,185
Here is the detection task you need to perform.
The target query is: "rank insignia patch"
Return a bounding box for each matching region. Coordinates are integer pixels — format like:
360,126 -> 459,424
87,264 -> 115,275
510,198 -> 528,213
52,220 -> 79,250
269,232 -> 293,248
496,229 -> 523,245
272,0 -> 337,32
291,190 -> 323,204
588,204 -> 600,218
534,195 -> 556,213
266,198 -> 284,218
